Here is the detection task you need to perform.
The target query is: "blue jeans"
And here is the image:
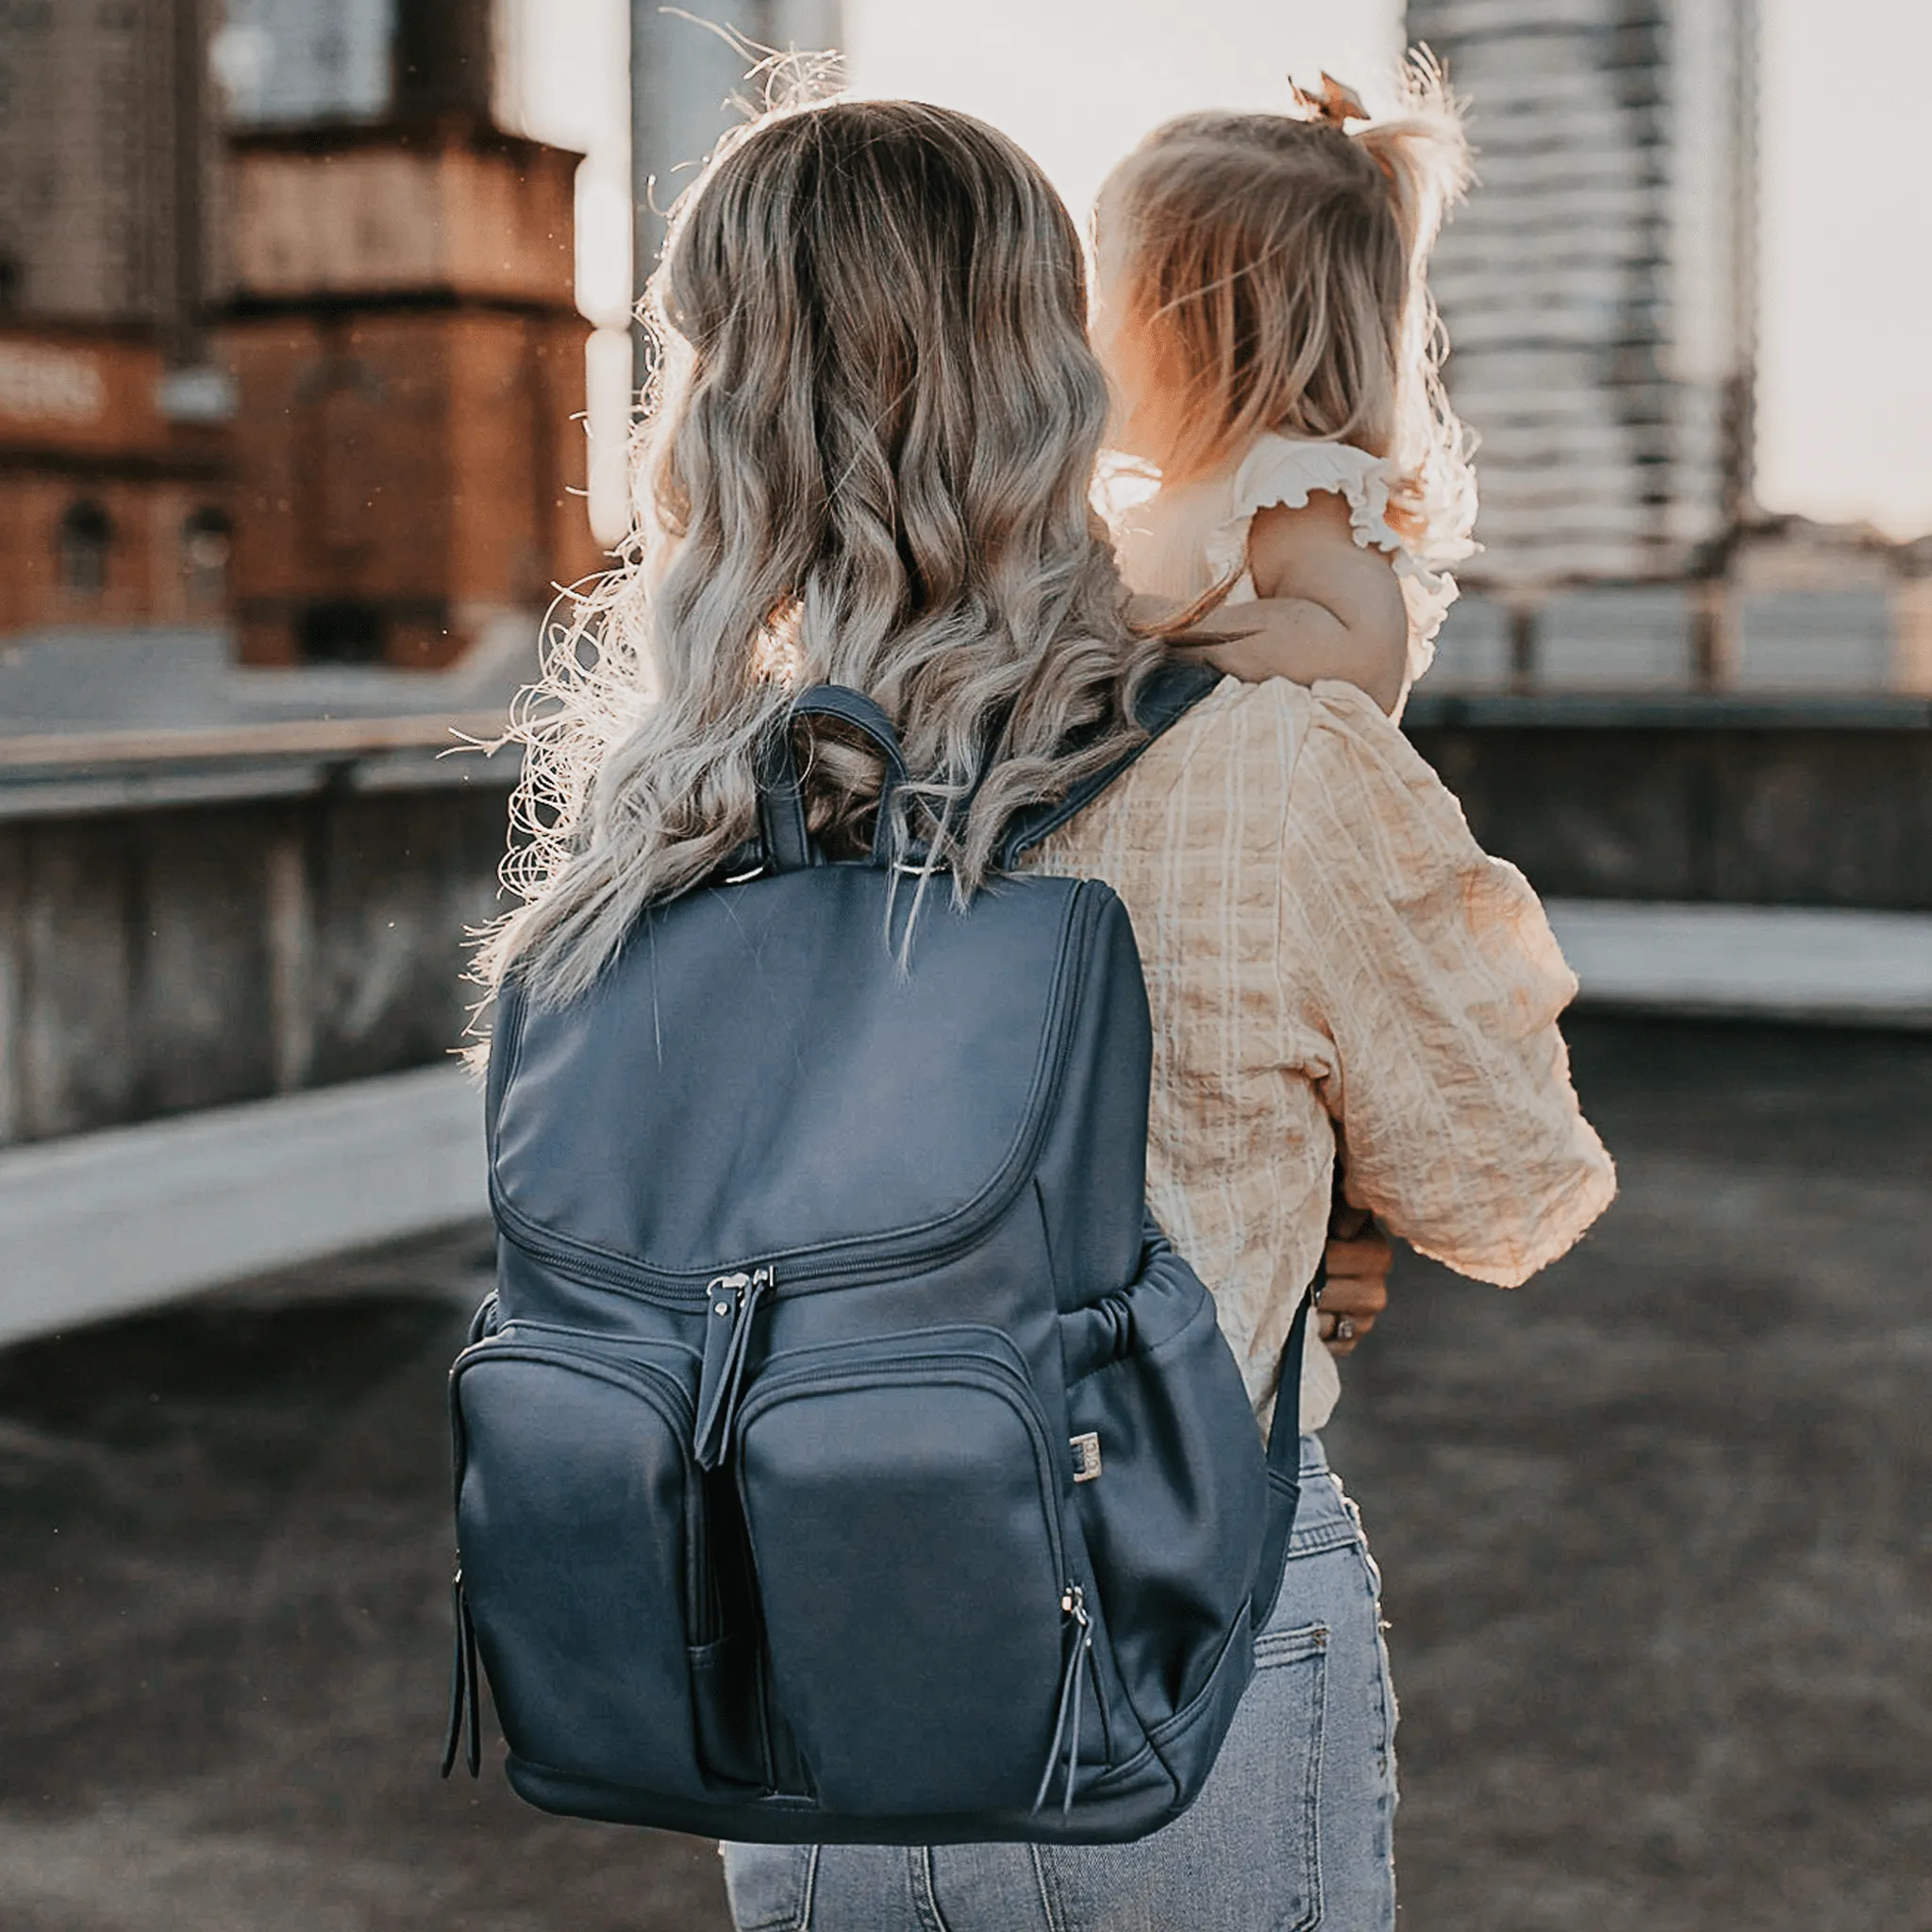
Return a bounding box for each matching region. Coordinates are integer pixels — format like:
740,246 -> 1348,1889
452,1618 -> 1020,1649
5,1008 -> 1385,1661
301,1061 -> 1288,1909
722,1436 -> 1398,1931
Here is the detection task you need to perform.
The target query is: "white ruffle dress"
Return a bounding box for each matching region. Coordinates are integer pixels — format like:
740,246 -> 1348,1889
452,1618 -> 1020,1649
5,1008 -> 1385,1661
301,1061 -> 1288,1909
1109,432 -> 1472,689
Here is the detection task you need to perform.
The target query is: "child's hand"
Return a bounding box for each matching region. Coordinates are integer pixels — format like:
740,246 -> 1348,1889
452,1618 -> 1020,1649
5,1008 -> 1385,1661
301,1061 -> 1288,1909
1182,491 -> 1408,712
1194,627 -> 1315,689
1320,1209 -> 1392,1357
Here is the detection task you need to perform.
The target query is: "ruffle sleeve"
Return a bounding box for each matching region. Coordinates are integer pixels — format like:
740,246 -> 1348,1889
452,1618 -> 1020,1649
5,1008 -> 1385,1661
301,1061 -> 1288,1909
1205,433 -> 1465,683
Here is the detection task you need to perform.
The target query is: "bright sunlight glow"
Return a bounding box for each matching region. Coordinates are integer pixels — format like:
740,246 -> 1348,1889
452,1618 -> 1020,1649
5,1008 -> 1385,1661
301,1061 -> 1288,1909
508,0 -> 1932,541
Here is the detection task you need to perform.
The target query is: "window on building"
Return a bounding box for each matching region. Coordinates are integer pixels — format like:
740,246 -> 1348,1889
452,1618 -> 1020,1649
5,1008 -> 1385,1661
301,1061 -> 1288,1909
180,506 -> 232,614
297,599 -> 387,664
56,501 -> 113,597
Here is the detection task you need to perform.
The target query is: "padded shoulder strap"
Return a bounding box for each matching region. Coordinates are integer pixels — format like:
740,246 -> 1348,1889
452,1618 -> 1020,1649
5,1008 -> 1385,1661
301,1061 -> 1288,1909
998,658 -> 1222,869
1248,1266 -> 1321,1629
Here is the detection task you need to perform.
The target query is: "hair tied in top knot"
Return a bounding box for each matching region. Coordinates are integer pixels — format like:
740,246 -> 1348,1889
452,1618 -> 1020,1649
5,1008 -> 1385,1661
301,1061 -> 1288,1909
1290,73 -> 1369,128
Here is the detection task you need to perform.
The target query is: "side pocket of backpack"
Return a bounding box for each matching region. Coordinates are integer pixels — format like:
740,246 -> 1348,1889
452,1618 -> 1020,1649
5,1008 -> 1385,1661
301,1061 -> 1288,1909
1060,1246 -> 1270,1724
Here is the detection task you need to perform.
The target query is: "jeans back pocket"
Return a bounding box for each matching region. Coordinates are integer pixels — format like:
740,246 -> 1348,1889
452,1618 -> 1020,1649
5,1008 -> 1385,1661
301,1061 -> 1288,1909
721,1842 -> 817,1932
1038,1623 -> 1327,1932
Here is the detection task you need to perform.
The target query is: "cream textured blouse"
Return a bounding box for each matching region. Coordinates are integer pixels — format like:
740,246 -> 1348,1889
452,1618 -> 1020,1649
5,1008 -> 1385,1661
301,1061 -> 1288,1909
1031,676 -> 1616,1434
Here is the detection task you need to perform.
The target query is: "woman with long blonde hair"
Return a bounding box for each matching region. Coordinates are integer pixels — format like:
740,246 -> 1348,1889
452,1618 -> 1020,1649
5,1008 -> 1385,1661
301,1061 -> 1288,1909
485,93 -> 1610,1932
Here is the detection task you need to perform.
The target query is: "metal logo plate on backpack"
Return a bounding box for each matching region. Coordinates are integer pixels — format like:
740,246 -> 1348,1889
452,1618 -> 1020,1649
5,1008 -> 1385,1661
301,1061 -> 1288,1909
1070,1431 -> 1103,1483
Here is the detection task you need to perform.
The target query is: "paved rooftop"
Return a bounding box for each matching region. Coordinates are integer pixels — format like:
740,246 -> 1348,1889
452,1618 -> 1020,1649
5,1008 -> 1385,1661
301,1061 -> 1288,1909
2,1016 -> 1928,1931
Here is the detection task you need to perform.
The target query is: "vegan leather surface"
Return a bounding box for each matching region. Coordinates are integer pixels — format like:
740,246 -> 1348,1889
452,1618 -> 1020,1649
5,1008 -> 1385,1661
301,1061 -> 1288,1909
445,659 -> 1317,1844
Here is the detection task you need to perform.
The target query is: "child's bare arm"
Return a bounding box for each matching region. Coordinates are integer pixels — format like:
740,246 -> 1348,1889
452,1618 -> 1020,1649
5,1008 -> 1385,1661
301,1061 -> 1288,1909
1181,492 -> 1409,713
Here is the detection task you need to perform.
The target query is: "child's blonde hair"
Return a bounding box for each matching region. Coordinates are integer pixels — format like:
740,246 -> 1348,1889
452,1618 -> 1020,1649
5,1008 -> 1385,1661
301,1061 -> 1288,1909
1098,52 -> 1476,559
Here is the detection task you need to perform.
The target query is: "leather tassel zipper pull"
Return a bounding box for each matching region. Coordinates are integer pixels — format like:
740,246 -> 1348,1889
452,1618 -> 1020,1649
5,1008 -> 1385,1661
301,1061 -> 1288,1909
693,1267 -> 774,1470
441,1567 -> 481,1779
461,1577 -> 480,1777
1032,1584 -> 1093,1816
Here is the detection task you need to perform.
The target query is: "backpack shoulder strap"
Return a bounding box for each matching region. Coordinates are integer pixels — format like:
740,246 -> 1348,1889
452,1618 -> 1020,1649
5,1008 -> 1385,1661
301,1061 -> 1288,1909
998,658 -> 1222,869
1249,1263 -> 1322,1629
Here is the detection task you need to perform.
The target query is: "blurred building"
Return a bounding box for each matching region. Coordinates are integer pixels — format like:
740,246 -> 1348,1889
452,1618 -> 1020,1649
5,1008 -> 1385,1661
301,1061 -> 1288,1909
219,0 -> 594,667
0,0 -> 235,636
1727,516 -> 1932,694
0,0 -> 595,666
225,117 -> 596,666
1412,0 -> 1930,695
213,0 -> 397,127
214,0 -> 496,129
0,0 -> 223,347
1411,0 -> 1758,591
0,328 -> 231,636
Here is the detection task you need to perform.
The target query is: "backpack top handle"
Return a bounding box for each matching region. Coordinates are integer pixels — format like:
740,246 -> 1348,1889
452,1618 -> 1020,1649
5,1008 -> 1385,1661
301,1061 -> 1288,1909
758,685 -> 910,874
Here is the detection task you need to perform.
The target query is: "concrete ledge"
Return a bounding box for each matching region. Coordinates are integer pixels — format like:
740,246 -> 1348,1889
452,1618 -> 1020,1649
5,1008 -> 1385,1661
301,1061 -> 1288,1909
1547,900 -> 1932,1026
1407,690 -> 1932,730
0,1064 -> 485,1348
0,730 -> 520,822
4,900 -> 1926,1351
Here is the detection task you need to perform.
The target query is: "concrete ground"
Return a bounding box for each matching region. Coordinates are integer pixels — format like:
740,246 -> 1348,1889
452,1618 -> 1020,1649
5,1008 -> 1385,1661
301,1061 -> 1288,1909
1324,1018 -> 1932,1932
1,1017 -> 1927,1931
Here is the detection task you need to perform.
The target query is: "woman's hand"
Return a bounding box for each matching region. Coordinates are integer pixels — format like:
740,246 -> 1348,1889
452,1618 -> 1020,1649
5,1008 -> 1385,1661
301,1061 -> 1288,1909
1319,1210 -> 1392,1357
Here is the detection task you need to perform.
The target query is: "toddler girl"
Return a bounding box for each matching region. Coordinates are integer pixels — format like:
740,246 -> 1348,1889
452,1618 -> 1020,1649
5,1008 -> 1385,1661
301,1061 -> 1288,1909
1095,58 -> 1476,713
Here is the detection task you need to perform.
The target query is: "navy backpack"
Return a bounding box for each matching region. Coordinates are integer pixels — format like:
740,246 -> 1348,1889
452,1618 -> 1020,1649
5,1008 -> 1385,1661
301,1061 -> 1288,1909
442,661 -> 1319,1844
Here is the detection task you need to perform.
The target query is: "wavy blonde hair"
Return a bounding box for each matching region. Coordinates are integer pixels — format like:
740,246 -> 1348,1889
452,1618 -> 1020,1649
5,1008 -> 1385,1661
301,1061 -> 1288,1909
1096,51 -> 1476,561
477,97 -> 1172,1010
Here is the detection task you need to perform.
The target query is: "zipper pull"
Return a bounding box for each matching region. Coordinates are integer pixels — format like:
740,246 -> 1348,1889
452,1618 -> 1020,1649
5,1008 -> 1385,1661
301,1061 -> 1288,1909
440,1566 -> 481,1779
693,1267 -> 774,1470
695,1272 -> 751,1457
1033,1583 -> 1094,1817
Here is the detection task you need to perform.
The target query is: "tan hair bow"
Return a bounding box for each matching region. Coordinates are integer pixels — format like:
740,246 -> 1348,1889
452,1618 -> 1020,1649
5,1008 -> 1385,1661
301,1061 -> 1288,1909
1291,73 -> 1369,127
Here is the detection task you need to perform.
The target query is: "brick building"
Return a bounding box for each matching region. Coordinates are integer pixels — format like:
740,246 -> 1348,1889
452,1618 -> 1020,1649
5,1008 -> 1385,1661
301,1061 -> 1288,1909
223,116 -> 597,667
0,327 -> 230,636
0,0 -> 596,663
0,0 -> 234,638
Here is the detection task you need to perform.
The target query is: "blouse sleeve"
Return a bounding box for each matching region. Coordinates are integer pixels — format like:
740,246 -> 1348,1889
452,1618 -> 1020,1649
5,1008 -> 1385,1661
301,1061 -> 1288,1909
1206,434 -> 1464,686
1276,683 -> 1617,1285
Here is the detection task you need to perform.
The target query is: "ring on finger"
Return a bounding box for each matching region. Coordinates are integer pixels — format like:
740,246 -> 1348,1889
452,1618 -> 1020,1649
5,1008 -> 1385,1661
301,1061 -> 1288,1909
1332,1314 -> 1357,1343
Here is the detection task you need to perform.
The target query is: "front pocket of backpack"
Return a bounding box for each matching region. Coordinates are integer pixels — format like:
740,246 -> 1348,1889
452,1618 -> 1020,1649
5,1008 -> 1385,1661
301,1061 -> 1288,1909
453,1341 -> 718,1797
736,1338 -> 1070,1816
